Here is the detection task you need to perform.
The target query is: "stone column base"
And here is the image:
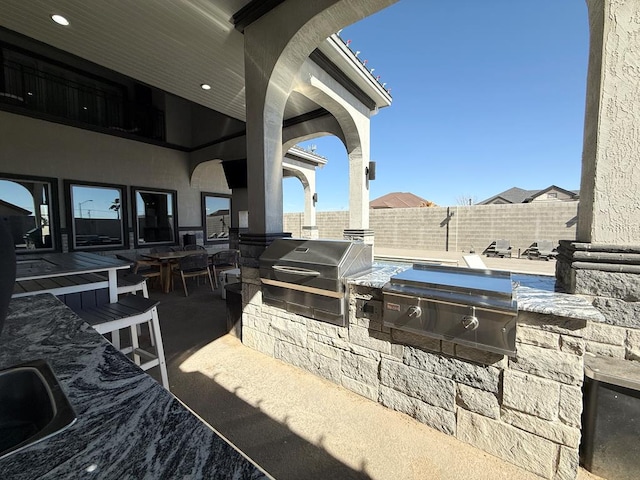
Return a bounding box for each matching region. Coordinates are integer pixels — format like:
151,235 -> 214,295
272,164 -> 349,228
343,229 -> 374,245
301,226 -> 319,239
228,227 -> 247,251
344,229 -> 374,262
556,240 -> 640,328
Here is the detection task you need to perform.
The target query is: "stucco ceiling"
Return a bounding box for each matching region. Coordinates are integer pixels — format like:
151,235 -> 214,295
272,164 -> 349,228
0,0 -> 320,122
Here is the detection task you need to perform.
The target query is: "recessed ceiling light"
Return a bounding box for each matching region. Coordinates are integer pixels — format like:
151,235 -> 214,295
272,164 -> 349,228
200,84 -> 211,90
51,14 -> 70,26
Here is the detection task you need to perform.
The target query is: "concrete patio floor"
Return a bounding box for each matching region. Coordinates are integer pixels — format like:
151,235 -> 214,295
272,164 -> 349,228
144,271 -> 604,480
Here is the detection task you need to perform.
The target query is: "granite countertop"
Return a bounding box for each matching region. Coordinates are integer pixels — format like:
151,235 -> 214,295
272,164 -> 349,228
0,294 -> 271,480
348,263 -> 605,323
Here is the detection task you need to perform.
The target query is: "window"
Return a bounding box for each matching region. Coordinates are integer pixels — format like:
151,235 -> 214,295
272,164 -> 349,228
132,187 -> 177,246
65,181 -> 127,250
202,193 -> 231,244
0,173 -> 58,251
547,192 -> 558,199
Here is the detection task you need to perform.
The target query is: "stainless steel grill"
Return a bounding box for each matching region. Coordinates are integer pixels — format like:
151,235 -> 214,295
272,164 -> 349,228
382,264 -> 517,356
259,239 -> 372,326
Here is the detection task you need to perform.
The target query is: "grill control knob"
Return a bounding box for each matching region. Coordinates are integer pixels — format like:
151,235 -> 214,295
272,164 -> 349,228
407,306 -> 422,318
461,315 -> 479,331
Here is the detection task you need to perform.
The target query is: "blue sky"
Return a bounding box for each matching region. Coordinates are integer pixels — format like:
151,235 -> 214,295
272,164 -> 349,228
284,0 -> 589,212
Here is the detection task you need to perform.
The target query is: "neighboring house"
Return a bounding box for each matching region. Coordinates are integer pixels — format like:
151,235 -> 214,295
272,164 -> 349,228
478,185 -> 579,205
0,199 -> 31,216
370,192 -> 436,209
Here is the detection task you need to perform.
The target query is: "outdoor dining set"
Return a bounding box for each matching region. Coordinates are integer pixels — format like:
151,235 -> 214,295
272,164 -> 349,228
10,246 -> 240,392
122,247 -> 239,297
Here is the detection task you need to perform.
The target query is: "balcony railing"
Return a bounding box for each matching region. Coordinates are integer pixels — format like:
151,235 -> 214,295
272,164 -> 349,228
0,60 -> 165,141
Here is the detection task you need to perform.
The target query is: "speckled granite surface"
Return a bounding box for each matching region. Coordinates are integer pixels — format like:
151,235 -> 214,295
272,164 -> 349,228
348,264 -> 605,323
0,294 -> 271,480
346,263 -> 410,289
512,273 -> 605,322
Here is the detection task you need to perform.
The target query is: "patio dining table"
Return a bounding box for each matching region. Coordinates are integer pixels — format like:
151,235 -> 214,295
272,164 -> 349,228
12,251 -> 131,303
141,250 -> 205,293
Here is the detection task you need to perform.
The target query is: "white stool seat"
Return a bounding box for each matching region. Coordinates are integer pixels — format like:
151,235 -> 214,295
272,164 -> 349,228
77,295 -> 169,389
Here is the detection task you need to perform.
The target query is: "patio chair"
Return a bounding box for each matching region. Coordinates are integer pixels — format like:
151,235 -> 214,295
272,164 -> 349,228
172,252 -> 214,297
494,239 -> 512,258
116,254 -> 162,290
209,249 -> 239,289
528,240 -> 557,261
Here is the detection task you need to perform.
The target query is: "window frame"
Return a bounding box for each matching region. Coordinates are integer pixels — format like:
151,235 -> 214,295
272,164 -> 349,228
201,192 -> 231,245
64,179 -> 128,251
0,172 -> 60,253
131,186 -> 178,248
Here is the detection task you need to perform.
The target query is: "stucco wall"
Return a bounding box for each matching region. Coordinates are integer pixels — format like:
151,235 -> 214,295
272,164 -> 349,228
578,0 -> 640,245
284,203 -> 578,254
0,111 -> 230,230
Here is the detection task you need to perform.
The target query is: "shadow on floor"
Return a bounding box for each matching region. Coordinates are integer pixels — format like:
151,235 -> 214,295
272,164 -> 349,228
150,283 -> 373,480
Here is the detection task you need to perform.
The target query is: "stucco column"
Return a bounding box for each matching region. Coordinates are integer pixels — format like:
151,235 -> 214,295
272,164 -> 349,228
241,1 -> 347,265
292,61 -> 374,239
556,0 -> 640,331
348,143 -> 369,230
282,162 -> 318,239
302,171 -> 318,239
344,125 -> 374,253
576,0 -> 640,245
240,0 -> 397,266
229,187 -> 249,250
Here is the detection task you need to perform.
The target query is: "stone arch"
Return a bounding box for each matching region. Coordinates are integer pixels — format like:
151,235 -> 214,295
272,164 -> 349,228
282,166 -> 310,190
188,134 -> 247,181
289,60 -> 374,230
282,114 -> 345,152
189,159 -> 230,193
291,62 -> 368,156
243,0 -> 398,235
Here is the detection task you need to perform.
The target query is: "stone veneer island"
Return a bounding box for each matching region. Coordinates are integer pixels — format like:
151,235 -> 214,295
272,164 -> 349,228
241,263 -> 616,480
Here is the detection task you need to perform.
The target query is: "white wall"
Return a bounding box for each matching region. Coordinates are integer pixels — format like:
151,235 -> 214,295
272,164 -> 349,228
0,111 -> 229,229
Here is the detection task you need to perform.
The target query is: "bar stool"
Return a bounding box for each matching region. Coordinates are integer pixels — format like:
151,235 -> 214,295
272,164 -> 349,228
117,272 -> 149,297
115,272 -> 155,346
76,295 -> 169,389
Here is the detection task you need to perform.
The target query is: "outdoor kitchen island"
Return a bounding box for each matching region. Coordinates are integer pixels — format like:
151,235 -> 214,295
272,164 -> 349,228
241,262 -> 610,480
0,294 -> 271,480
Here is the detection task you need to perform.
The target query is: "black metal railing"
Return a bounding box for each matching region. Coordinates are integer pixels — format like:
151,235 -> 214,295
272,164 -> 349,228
0,60 -> 165,141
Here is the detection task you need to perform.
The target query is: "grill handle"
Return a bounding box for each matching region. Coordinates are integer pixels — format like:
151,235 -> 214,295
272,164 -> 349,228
272,265 -> 321,276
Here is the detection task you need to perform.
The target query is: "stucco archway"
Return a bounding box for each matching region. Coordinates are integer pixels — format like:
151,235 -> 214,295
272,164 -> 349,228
189,159 -> 231,193
242,0 -> 398,244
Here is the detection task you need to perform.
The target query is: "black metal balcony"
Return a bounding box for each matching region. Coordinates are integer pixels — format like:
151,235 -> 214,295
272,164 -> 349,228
0,60 -> 165,141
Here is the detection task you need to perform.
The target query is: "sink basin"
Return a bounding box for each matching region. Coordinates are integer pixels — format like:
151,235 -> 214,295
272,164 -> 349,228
0,360 -> 76,459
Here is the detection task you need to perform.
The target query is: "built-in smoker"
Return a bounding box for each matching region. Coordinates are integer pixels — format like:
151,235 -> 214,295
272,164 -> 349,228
259,239 -> 372,327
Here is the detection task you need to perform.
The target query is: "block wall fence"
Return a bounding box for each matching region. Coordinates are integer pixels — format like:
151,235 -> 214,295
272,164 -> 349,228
284,202 -> 579,254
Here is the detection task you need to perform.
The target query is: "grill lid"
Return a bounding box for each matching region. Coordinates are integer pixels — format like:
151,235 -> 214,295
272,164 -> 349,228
259,238 -> 372,292
384,264 -> 516,314
260,239 -> 356,269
